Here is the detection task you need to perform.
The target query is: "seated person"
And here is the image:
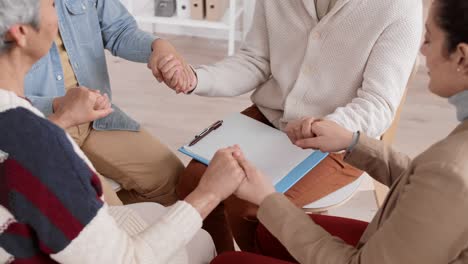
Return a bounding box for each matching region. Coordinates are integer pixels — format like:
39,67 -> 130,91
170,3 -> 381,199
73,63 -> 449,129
0,1 -> 242,263
211,0 -> 468,262
162,0 -> 423,252
24,0 -> 197,207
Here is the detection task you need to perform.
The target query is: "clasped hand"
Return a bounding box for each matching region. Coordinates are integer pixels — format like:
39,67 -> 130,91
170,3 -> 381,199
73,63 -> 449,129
199,145 -> 276,207
49,87 -> 113,129
148,39 -> 197,94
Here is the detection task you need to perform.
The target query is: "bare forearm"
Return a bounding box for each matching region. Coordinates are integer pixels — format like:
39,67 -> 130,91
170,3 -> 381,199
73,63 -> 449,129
184,189 -> 221,219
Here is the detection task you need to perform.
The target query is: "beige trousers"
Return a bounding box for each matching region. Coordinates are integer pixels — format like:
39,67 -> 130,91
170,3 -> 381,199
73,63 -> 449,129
67,123 -> 184,206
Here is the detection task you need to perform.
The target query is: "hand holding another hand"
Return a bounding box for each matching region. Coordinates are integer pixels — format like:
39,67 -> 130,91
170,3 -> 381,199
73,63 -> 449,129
196,145 -> 246,203
49,87 -> 113,129
148,39 -> 197,94
285,117 -> 317,144
232,150 -> 276,206
186,145 -> 246,219
293,119 -> 355,153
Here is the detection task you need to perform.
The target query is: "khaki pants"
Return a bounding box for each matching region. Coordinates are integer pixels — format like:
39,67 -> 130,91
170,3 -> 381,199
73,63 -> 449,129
67,123 -> 184,206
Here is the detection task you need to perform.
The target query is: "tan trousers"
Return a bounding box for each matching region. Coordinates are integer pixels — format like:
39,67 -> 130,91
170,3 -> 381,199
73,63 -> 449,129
67,123 -> 184,206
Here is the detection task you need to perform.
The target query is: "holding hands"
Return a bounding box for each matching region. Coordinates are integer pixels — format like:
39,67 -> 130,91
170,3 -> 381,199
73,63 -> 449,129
187,118 -> 359,215
197,145 -> 246,204
233,150 -> 276,206
49,87 -> 113,129
286,118 -> 355,153
197,145 -> 275,207
148,39 -> 197,94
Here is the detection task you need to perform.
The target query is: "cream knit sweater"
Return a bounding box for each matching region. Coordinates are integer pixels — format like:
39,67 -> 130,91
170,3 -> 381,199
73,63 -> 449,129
0,90 -> 202,264
195,0 -> 422,137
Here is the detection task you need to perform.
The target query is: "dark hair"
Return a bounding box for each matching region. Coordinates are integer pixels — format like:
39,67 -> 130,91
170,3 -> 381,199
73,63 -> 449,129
435,0 -> 468,54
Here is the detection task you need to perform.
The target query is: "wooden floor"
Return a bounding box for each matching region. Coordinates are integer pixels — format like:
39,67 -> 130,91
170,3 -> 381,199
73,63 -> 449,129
106,3 -> 457,220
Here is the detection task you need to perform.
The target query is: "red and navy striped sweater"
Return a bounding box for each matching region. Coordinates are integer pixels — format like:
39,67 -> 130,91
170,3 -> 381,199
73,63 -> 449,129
0,92 -> 205,264
0,107 -> 104,263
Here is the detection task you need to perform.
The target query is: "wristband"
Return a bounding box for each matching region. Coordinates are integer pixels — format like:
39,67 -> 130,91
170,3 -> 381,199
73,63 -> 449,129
346,131 -> 360,155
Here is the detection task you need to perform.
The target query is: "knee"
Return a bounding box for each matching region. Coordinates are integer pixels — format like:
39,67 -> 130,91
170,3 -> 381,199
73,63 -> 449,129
186,229 -> 216,263
137,155 -> 184,195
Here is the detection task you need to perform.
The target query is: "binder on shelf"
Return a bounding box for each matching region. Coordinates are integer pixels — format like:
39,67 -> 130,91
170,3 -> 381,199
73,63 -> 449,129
155,0 -> 176,17
177,0 -> 191,19
206,0 -> 228,21
190,0 -> 205,20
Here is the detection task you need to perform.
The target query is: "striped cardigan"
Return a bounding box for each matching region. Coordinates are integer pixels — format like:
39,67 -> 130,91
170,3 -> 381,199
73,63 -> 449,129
0,90 -> 202,264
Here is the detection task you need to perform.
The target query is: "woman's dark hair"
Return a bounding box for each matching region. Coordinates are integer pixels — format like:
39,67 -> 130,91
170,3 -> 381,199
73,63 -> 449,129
435,0 -> 468,54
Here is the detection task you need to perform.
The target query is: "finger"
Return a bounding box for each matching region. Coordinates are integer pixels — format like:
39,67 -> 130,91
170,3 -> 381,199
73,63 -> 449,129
160,59 -> 181,74
174,64 -> 188,93
311,121 -> 323,136
93,108 -> 114,120
103,94 -> 112,109
294,127 -> 303,141
295,137 -> 323,150
286,130 -> 297,143
149,60 -> 164,82
152,67 -> 163,83
170,70 -> 181,90
157,54 -> 175,69
185,65 -> 194,92
164,66 -> 182,86
232,150 -> 255,175
90,89 -> 101,94
301,119 -> 314,139
94,96 -> 106,110
98,94 -> 111,110
177,67 -> 189,94
186,66 -> 197,94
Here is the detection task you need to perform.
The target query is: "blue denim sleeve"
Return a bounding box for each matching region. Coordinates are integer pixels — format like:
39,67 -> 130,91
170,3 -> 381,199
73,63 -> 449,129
28,96 -> 55,117
96,0 -> 158,63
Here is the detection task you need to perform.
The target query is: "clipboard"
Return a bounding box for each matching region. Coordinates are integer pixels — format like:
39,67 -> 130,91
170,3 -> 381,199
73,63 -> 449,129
179,113 -> 328,193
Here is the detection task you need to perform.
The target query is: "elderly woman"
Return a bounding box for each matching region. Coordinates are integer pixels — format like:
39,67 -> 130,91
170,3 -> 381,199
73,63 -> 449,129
0,1 -> 248,263
210,0 -> 468,263
168,0 -> 423,253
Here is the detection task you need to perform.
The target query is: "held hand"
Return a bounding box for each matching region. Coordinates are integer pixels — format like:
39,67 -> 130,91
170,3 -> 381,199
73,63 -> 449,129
295,120 -> 354,153
49,87 -> 113,129
233,150 -> 276,206
285,117 -> 317,144
148,39 -> 196,94
91,91 -> 111,111
196,145 -> 246,203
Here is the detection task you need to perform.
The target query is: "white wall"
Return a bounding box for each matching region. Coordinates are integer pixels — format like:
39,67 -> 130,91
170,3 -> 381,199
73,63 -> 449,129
123,0 -> 256,40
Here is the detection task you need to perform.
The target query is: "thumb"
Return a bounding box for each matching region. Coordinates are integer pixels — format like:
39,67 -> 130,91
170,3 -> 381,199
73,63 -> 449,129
93,108 -> 114,120
233,151 -> 255,176
295,137 -> 324,150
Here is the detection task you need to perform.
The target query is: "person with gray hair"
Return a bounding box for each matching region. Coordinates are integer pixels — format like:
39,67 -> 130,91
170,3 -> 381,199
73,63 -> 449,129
22,0 -> 196,208
0,2 -> 243,263
0,0 -> 39,51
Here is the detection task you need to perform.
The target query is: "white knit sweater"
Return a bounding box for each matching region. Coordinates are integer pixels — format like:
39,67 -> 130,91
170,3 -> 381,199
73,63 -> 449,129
0,90 -> 202,264
195,0 -> 423,137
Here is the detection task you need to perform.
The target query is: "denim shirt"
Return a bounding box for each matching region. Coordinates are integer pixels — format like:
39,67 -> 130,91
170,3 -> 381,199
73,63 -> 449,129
25,0 -> 157,131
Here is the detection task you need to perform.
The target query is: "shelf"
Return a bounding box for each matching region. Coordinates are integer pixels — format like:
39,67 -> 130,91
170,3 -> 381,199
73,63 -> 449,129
124,0 -> 245,55
134,7 -> 244,31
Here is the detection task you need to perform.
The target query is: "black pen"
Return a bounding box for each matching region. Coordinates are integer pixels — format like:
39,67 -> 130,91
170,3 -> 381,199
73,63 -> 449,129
189,120 -> 223,146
